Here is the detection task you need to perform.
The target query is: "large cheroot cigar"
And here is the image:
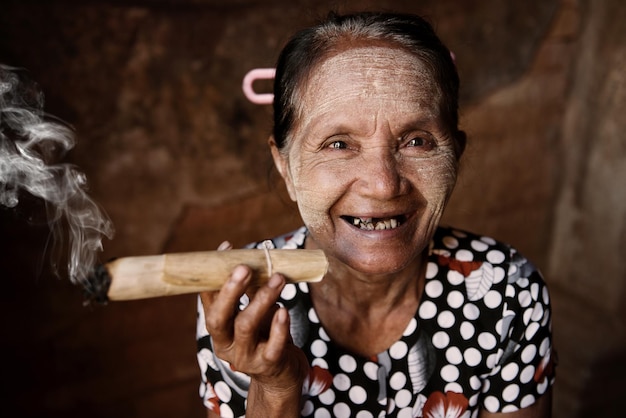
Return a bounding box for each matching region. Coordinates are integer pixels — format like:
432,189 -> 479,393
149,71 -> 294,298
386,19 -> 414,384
85,249 -> 328,303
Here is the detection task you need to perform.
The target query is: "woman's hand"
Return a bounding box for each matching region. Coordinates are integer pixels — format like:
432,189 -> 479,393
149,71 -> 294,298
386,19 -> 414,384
200,241 -> 309,417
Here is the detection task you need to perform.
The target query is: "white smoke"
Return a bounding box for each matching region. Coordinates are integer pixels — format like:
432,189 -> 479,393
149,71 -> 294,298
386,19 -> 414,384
0,65 -> 114,285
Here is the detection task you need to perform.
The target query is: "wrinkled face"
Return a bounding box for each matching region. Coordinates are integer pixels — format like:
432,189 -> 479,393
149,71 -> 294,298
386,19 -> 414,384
271,46 -> 459,275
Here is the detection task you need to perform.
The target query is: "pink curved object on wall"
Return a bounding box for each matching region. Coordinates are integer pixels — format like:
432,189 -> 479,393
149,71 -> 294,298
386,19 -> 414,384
242,68 -> 276,104
241,51 -> 454,104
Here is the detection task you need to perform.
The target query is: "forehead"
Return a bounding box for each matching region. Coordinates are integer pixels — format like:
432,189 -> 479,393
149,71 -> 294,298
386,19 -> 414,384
294,46 -> 441,128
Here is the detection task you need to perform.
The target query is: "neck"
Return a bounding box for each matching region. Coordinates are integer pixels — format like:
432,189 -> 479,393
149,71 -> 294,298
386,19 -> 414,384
307,241 -> 427,318
307,246 -> 428,356
303,232 -> 431,355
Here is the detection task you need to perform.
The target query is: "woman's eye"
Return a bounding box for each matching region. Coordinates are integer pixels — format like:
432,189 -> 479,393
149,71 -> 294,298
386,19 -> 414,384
328,140 -> 347,149
407,136 -> 434,150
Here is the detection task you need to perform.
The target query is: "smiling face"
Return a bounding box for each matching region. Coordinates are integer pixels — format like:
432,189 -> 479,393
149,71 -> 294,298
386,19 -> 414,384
271,45 -> 459,276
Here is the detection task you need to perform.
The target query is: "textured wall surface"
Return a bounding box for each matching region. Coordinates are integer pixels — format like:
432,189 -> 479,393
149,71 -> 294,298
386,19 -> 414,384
0,0 -> 558,259
1,0 -> 625,417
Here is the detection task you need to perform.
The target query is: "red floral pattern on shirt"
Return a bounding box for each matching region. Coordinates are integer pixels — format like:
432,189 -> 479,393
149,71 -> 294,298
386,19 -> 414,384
437,256 -> 483,277
204,382 -> 220,414
302,365 -> 333,396
423,391 -> 469,418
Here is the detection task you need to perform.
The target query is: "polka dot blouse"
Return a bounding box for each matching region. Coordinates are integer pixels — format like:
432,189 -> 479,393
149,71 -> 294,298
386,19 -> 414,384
196,226 -> 556,417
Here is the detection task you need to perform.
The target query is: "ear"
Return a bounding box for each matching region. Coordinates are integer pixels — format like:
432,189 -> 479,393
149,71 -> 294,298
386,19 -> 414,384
269,136 -> 297,202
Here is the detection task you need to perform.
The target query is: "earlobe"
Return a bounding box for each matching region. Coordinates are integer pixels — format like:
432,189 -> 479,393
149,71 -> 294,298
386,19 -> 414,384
268,136 -> 297,202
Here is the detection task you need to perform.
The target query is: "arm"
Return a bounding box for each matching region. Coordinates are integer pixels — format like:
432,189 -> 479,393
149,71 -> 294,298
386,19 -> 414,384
479,388 -> 552,418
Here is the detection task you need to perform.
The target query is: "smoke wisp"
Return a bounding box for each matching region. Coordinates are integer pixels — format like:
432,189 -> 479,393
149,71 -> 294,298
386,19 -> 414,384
0,65 -> 114,285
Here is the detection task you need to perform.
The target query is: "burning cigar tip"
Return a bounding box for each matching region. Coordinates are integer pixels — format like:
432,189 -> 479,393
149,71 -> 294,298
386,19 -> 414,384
83,263 -> 112,305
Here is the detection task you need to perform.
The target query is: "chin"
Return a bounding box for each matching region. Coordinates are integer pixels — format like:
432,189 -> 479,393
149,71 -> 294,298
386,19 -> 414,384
337,249 -> 421,277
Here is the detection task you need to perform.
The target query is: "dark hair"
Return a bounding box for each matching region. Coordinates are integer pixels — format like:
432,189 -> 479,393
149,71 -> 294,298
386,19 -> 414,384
272,12 -> 464,156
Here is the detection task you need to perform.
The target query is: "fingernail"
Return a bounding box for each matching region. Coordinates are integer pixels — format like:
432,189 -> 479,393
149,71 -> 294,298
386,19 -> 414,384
218,241 -> 233,251
231,265 -> 248,283
268,274 -> 283,289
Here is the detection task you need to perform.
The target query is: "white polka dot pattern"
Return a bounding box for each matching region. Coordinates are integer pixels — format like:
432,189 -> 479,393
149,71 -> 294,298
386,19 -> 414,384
196,226 -> 555,417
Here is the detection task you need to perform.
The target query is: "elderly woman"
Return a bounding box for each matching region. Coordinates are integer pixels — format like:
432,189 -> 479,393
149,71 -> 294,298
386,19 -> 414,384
197,12 -> 555,418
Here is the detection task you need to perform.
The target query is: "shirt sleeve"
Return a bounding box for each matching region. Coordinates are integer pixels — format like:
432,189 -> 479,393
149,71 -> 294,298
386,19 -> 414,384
480,248 -> 556,413
196,296 -> 250,418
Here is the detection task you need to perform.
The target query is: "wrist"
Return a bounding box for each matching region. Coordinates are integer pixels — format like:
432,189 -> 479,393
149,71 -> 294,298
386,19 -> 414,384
247,379 -> 303,417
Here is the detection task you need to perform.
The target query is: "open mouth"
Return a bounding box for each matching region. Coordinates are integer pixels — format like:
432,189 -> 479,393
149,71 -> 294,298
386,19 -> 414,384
341,215 -> 406,231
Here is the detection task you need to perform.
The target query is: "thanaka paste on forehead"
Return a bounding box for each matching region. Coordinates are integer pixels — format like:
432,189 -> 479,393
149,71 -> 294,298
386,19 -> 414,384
291,46 -> 442,140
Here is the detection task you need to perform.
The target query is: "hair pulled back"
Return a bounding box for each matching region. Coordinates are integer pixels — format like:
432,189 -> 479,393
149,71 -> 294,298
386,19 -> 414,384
272,12 -> 463,155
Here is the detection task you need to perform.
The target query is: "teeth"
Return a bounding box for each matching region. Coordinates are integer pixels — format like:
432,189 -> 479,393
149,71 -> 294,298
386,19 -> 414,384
350,216 -> 402,230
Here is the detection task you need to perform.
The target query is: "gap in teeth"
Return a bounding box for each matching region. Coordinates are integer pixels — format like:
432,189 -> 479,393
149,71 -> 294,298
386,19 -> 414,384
349,216 -> 401,230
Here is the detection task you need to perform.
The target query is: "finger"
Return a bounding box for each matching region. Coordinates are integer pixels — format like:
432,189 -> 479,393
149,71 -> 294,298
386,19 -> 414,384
234,273 -> 285,344
205,265 -> 252,345
217,240 -> 233,251
241,273 -> 284,320
264,307 -> 291,363
199,290 -> 219,308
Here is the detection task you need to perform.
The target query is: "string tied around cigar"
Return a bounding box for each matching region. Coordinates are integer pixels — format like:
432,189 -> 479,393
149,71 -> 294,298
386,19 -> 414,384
262,239 -> 274,277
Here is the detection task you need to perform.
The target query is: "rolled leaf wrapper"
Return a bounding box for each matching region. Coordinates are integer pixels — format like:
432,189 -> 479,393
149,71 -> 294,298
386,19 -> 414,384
102,249 -> 328,301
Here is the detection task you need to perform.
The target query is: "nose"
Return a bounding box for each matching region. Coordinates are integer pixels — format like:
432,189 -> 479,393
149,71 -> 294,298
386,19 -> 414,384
355,145 -> 406,200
